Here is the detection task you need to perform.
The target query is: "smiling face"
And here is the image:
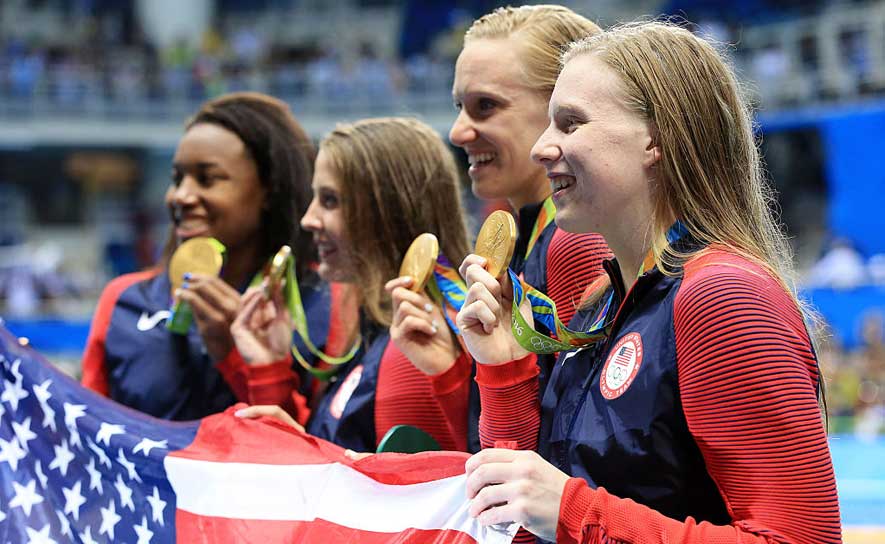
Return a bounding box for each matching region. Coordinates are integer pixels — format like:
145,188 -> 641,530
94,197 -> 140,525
167,122 -> 267,254
531,53 -> 660,245
449,38 -> 552,209
300,148 -> 354,283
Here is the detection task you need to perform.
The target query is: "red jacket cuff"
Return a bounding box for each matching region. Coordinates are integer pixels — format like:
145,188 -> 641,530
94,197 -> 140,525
475,353 -> 538,388
216,347 -> 248,375
245,357 -> 295,384
557,477 -> 598,544
430,351 -> 472,396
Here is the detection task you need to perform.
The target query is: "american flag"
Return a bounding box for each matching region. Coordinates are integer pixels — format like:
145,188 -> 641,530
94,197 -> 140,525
0,323 -> 195,543
0,323 -> 519,544
612,345 -> 634,367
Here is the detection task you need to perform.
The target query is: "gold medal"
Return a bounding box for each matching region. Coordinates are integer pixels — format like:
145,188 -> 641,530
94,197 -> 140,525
168,237 -> 225,293
474,210 -> 517,278
265,245 -> 292,298
399,233 -> 439,292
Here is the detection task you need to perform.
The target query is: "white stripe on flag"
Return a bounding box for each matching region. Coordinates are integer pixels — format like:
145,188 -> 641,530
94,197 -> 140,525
165,456 -> 518,543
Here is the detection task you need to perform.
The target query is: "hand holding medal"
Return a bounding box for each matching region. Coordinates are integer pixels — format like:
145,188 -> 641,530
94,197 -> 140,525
398,233 -> 439,292
387,233 -> 467,376
456,212 -> 531,365
460,209 -> 614,358
166,237 -> 226,334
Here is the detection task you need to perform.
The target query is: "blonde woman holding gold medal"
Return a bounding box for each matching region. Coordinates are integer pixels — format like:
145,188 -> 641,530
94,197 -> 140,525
448,6 -> 612,458
81,92 -> 346,421
233,117 -> 476,454
457,22 -> 840,544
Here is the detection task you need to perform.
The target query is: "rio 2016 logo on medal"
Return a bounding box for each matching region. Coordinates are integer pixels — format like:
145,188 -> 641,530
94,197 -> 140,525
600,332 -> 644,400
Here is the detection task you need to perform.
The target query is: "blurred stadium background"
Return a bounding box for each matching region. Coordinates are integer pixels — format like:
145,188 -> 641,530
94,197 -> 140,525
0,0 -> 883,538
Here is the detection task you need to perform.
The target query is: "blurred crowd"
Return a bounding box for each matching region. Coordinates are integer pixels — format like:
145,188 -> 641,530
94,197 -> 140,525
1,0 -> 884,115
822,311 -> 885,438
0,6 -> 458,115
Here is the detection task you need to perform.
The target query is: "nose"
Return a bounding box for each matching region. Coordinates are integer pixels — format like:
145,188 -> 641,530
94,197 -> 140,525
530,123 -> 561,166
300,197 -> 322,233
448,109 -> 477,148
168,175 -> 200,208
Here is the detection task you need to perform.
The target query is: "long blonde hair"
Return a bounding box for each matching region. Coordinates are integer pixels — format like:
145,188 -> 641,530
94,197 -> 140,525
565,22 -> 797,297
321,118 -> 470,327
465,5 -> 601,98
566,22 -> 827,414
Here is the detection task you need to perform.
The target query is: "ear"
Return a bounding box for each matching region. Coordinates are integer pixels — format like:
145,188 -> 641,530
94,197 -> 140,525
642,123 -> 661,169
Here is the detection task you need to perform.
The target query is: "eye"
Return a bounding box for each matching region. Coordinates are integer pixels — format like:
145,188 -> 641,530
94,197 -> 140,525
477,98 -> 496,112
171,169 -> 183,186
453,100 -> 462,111
319,190 -> 339,209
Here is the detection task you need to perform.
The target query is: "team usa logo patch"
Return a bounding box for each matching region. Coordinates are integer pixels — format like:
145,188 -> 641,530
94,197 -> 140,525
600,332 -> 644,399
330,364 -> 363,419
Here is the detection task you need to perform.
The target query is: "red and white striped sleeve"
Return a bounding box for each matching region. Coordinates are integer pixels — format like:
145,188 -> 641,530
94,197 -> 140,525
556,250 -> 841,544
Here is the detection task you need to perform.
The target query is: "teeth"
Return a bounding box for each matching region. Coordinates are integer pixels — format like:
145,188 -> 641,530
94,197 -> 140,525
468,152 -> 495,166
551,176 -> 573,192
178,219 -> 205,230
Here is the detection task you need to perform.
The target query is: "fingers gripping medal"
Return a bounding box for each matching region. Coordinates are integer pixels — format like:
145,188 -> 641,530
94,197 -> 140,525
402,233 -> 469,335
267,246 -> 361,381
399,233 -> 439,292
264,245 -> 292,299
474,211 -> 615,354
167,237 -> 226,334
474,210 -> 517,279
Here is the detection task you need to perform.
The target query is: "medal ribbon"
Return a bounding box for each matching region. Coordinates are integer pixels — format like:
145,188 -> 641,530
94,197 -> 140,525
251,253 -> 361,380
524,197 -> 557,260
508,221 -> 687,354
509,270 -> 614,354
425,254 -> 468,335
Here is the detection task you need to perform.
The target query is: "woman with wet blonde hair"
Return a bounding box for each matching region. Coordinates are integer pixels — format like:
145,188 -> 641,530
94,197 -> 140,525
457,21 -> 840,543
233,117 -> 475,454
450,4 -> 612,463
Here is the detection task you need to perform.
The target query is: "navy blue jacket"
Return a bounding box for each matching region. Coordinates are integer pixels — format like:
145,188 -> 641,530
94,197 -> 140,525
82,269 -> 331,421
306,320 -> 387,452
539,257 -> 729,527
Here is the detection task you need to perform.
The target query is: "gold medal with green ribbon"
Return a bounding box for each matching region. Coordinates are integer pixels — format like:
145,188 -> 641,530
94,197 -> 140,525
166,237 -> 226,335
262,245 -> 361,381
474,202 -> 615,354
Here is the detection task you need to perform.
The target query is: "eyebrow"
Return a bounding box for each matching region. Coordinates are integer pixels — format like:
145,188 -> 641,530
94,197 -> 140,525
549,102 -> 585,119
453,86 -> 510,103
171,160 -> 222,170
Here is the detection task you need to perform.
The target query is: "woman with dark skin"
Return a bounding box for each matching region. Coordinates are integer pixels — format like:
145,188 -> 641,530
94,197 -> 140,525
82,92 -> 339,421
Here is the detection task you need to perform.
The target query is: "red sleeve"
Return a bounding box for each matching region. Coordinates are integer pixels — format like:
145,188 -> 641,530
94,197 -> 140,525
216,280 -> 359,426
375,341 -> 471,452
427,349 -> 472,450
475,354 -> 541,451
81,270 -> 158,396
545,230 -> 611,326
215,349 -> 311,426
556,250 -> 841,544
475,355 -> 542,543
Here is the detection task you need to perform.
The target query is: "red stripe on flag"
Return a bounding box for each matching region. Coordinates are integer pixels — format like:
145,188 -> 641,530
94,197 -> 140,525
170,406 -> 469,485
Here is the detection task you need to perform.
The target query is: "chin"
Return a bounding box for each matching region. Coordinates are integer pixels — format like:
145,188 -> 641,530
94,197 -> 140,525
553,212 -> 587,234
318,262 -> 354,284
471,178 -> 508,202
